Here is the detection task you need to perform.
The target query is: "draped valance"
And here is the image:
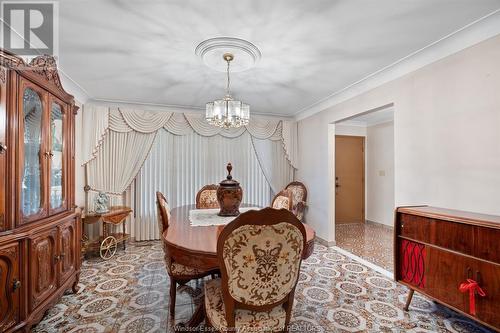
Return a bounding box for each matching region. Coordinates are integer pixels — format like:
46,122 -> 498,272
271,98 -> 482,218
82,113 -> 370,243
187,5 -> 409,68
82,105 -> 298,169
81,104 -> 298,242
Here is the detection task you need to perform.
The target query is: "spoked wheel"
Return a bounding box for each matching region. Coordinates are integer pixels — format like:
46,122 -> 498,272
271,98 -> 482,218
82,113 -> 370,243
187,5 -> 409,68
100,236 -> 117,260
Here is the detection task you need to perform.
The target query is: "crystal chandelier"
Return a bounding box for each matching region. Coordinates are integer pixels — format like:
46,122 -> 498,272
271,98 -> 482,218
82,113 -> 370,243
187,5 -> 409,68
205,53 -> 250,128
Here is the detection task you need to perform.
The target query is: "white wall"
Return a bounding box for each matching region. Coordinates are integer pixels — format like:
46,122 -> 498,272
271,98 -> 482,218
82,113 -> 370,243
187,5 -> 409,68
335,124 -> 367,137
366,121 -> 394,226
297,35 -> 500,242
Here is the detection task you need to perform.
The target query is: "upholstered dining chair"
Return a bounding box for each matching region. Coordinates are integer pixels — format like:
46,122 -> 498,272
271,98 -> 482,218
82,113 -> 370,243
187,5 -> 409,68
271,189 -> 293,211
285,181 -> 308,222
155,191 -> 216,317
204,208 -> 306,332
196,184 -> 219,209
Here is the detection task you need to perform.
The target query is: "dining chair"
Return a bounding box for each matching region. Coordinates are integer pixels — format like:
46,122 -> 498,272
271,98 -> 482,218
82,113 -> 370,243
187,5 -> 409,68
155,191 -> 217,317
285,181 -> 308,222
204,207 -> 306,332
271,189 -> 293,211
195,184 -> 219,209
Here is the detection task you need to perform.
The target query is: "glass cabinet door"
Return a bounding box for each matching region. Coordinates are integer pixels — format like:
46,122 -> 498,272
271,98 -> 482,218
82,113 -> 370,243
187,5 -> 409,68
21,87 -> 45,219
49,100 -> 66,212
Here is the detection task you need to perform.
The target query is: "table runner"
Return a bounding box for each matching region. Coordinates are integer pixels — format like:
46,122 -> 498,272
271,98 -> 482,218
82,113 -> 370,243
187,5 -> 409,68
189,207 -> 261,226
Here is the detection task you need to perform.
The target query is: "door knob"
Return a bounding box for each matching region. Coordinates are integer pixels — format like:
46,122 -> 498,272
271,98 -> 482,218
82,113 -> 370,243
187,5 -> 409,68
54,255 -> 61,262
13,279 -> 21,291
0,142 -> 6,154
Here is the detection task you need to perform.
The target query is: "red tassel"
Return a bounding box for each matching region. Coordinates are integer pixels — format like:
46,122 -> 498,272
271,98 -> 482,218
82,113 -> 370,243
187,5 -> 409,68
459,279 -> 486,316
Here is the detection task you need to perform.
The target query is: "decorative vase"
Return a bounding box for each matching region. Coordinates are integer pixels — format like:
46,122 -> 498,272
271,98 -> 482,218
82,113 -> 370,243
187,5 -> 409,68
217,163 -> 243,216
94,191 -> 110,214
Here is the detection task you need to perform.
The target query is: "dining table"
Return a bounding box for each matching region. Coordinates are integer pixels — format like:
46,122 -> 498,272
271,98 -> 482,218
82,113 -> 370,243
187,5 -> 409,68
163,204 -> 316,328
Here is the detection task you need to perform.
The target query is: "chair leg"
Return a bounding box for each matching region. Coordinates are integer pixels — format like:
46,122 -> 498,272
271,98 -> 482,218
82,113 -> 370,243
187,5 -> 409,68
170,276 -> 177,317
283,296 -> 294,332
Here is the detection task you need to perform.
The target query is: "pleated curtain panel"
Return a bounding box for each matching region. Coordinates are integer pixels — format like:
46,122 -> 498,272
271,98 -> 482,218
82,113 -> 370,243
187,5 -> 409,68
81,104 -> 299,241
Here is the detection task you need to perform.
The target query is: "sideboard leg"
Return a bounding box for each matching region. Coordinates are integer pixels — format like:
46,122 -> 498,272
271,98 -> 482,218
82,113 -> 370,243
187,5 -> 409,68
404,289 -> 414,311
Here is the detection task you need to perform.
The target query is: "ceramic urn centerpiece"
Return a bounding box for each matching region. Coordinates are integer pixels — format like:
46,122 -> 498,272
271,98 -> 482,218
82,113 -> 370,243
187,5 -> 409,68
217,163 -> 243,216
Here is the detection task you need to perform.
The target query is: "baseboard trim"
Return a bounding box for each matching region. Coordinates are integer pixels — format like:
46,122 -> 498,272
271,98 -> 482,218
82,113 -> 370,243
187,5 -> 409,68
365,219 -> 393,229
315,236 -> 336,247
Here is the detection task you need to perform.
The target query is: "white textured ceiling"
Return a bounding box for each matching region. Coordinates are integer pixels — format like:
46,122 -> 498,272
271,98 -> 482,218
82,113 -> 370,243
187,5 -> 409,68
58,0 -> 500,116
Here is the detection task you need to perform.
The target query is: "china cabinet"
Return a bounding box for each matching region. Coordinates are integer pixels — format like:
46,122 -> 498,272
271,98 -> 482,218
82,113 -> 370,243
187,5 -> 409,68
0,49 -> 80,332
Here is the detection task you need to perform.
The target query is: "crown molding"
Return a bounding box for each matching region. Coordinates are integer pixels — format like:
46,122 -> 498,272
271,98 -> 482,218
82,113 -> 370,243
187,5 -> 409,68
58,68 -> 92,104
294,9 -> 500,121
90,98 -> 294,120
91,98 -> 204,113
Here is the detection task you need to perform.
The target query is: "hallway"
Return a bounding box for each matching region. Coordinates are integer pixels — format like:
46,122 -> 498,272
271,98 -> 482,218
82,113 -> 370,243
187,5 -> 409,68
336,221 -> 394,272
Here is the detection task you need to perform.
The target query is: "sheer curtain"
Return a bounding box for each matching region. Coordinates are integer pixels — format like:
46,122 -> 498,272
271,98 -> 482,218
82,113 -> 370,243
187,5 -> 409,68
251,137 -> 295,193
133,129 -> 271,241
81,106 -> 297,241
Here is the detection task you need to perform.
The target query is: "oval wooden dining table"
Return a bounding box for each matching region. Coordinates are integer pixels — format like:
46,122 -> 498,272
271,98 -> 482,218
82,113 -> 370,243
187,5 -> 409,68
163,204 -> 316,328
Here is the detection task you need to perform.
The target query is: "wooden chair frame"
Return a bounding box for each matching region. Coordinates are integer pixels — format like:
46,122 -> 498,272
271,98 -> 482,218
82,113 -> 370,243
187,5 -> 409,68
195,184 -> 219,209
156,191 -> 169,232
271,189 -> 293,210
208,208 -> 307,332
156,191 -> 217,317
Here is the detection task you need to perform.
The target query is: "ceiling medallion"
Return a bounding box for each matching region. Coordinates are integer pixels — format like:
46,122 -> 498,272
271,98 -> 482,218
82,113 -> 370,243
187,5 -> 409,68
197,37 -> 260,129
195,37 -> 261,73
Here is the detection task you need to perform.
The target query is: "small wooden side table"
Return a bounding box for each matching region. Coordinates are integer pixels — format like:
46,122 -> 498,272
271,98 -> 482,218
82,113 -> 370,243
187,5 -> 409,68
83,206 -> 133,260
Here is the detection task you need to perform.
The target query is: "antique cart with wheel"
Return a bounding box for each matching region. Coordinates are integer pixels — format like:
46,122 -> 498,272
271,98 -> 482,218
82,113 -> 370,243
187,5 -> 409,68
83,206 -> 133,260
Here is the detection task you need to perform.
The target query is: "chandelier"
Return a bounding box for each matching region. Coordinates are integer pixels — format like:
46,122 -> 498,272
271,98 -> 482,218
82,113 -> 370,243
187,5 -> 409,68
205,53 -> 250,128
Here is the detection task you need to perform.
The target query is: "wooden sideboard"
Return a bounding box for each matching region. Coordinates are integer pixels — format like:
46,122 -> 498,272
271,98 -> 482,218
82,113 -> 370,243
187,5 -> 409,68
394,206 -> 500,331
0,49 -> 80,332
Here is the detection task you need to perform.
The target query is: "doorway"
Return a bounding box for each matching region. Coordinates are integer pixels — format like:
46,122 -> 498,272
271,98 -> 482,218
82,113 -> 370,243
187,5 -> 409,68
333,106 -> 395,273
335,135 -> 365,224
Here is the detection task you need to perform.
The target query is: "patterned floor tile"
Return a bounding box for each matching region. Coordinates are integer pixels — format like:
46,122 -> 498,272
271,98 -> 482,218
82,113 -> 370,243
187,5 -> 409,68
31,240 -> 494,333
336,221 -> 394,271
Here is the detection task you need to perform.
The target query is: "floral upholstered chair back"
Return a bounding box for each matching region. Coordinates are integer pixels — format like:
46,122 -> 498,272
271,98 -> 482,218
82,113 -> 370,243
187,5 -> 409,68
271,189 -> 293,211
196,184 -> 219,209
218,208 -> 306,312
285,181 -> 308,221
